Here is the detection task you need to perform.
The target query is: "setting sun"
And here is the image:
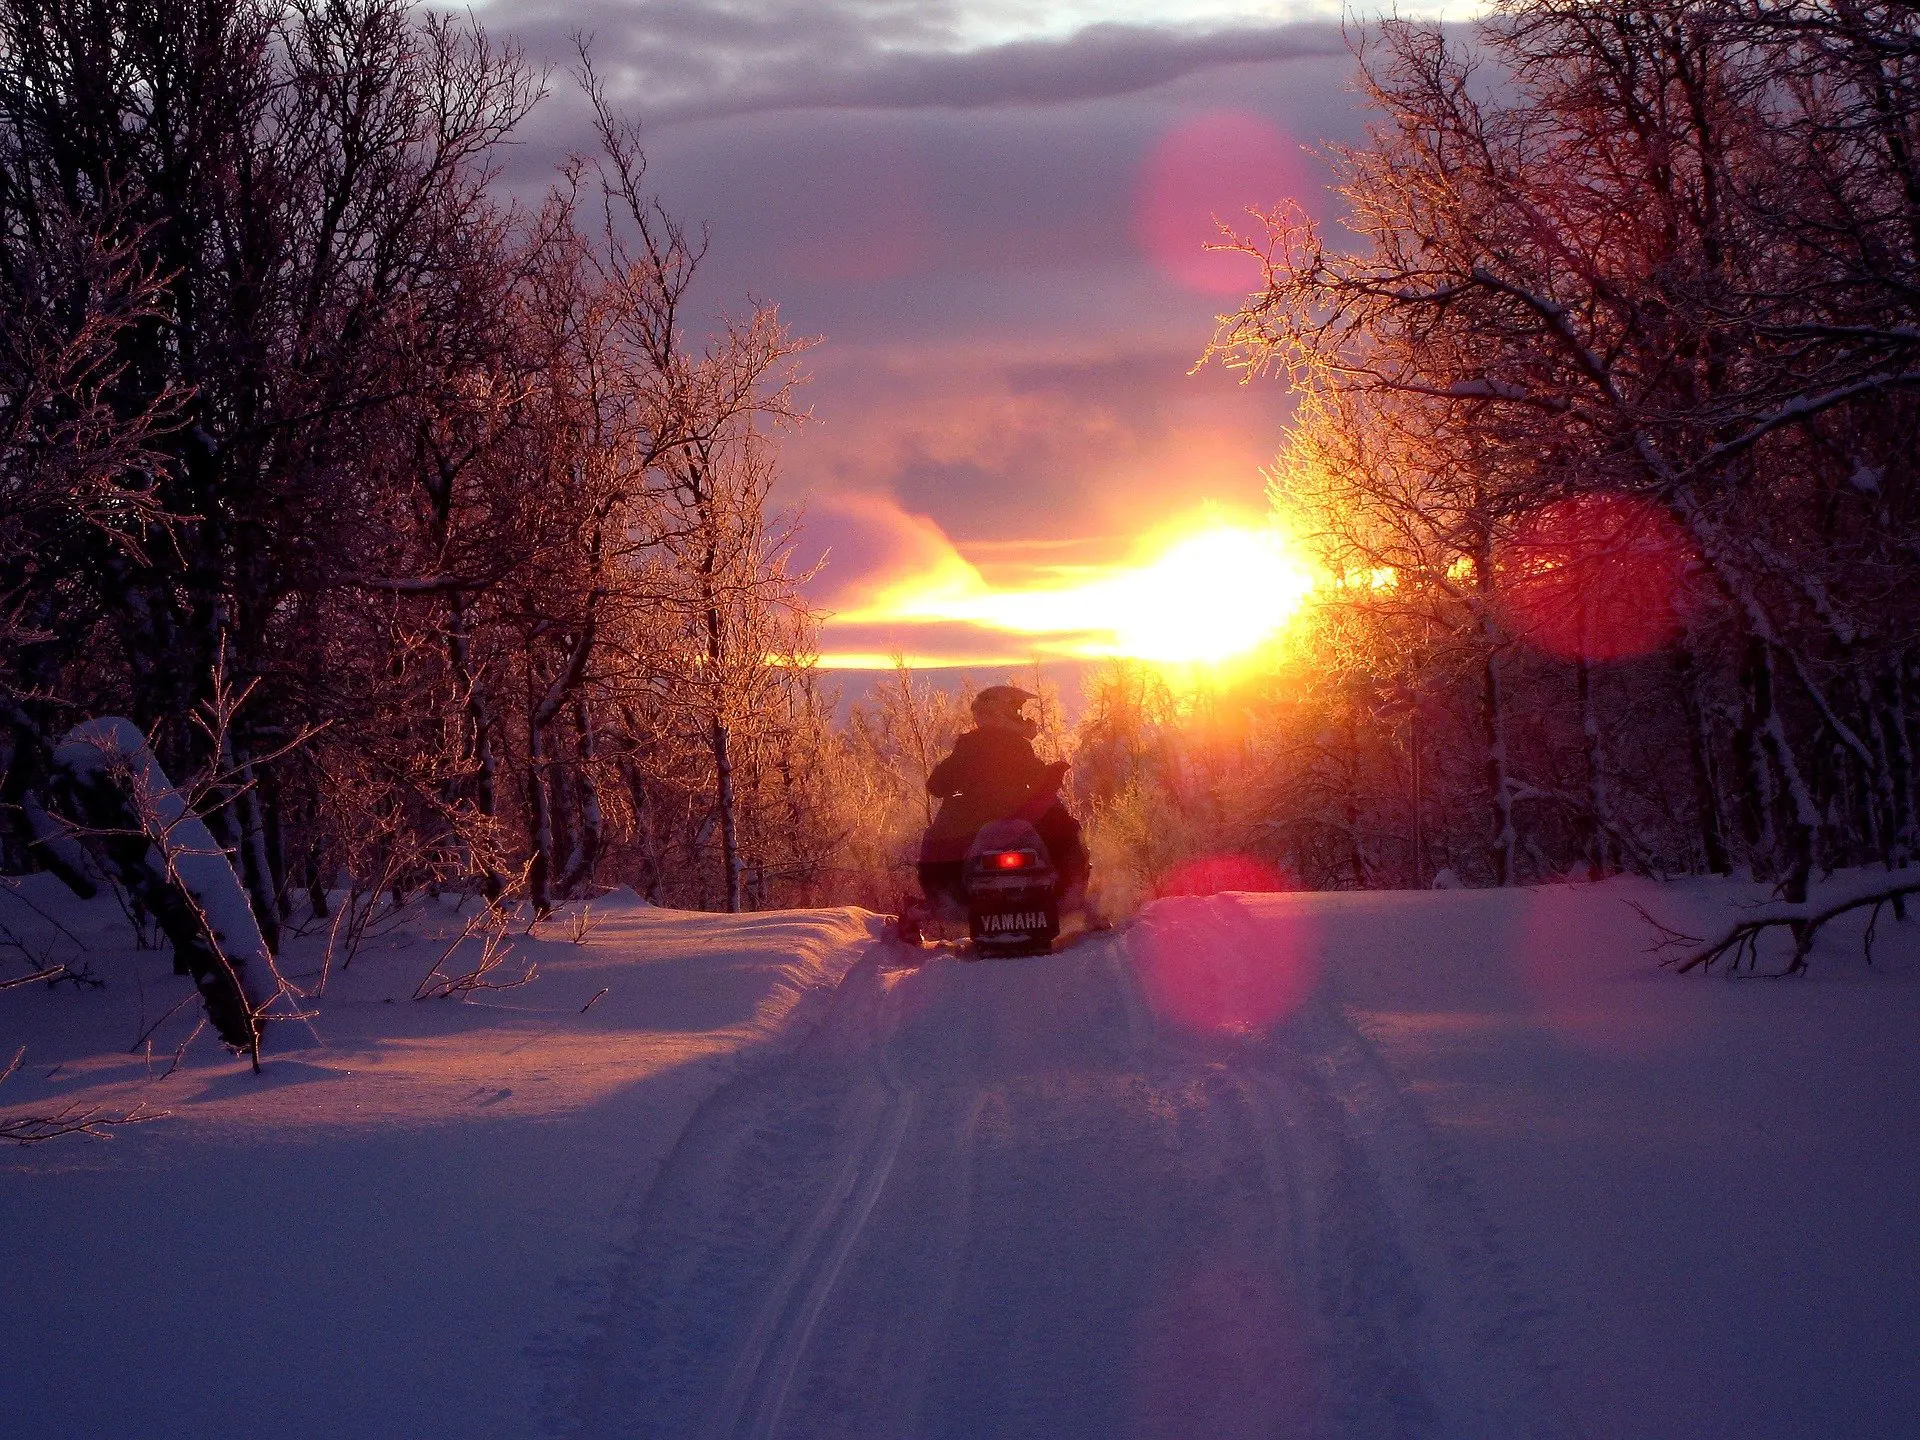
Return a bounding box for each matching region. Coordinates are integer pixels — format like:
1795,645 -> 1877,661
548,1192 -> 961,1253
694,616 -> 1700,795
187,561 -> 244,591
828,512 -> 1316,668
1101,523 -> 1315,662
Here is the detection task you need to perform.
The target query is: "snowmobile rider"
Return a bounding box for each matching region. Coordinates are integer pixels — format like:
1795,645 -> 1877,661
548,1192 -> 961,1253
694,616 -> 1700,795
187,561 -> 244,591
916,684 -> 1089,914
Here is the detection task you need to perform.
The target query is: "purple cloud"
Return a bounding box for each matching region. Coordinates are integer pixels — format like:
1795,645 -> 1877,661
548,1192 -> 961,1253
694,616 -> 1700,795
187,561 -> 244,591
497,2 -> 1347,121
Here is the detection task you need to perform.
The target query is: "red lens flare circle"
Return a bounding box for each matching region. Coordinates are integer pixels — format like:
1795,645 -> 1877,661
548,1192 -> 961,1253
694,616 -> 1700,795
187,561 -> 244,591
1499,492 -> 1696,662
1154,852 -> 1294,899
1134,111 -> 1303,295
1134,891 -> 1319,1039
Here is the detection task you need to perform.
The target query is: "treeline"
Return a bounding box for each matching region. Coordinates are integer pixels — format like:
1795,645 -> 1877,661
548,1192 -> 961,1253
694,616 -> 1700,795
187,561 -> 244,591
1199,0 -> 1920,899
0,0 -> 833,931
11,0 -> 1920,987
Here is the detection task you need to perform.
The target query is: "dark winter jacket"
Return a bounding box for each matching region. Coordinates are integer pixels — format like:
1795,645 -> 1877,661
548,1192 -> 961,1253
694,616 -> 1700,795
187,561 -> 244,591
920,727 -> 1065,863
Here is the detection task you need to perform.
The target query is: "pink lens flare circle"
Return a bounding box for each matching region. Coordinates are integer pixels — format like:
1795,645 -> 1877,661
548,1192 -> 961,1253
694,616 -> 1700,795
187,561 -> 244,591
1134,111 -> 1303,295
1499,492 -> 1697,662
1135,884 -> 1319,1040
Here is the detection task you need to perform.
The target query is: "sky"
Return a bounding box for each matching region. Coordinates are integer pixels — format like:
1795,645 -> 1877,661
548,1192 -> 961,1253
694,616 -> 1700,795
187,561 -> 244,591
480,1 -> 1465,669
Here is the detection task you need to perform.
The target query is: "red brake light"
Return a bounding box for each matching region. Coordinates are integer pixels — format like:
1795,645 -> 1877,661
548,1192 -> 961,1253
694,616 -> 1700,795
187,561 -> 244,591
992,850 -> 1033,870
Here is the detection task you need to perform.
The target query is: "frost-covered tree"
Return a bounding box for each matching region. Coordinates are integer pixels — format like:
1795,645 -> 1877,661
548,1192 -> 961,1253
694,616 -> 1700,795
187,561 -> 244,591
1213,0 -> 1920,897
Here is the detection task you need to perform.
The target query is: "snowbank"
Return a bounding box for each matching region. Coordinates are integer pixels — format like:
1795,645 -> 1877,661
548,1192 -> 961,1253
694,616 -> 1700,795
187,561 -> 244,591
51,717 -> 278,1048
0,879 -> 882,1440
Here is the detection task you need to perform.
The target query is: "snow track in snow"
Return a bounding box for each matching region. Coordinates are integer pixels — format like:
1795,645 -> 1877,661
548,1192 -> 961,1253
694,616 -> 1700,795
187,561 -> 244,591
1269,1002 -> 1572,1440
561,898 -> 1575,1440
711,1081 -> 913,1440
1241,1000 -> 1570,1440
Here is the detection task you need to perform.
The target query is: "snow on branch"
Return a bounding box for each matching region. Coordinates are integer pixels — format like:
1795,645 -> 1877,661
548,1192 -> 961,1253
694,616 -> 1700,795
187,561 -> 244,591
51,717 -> 282,1062
1679,372 -> 1920,479
352,573 -> 493,594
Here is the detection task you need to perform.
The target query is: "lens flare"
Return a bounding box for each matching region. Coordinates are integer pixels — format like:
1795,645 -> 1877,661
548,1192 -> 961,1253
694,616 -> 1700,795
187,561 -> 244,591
1155,852 -> 1294,899
1134,895 -> 1320,1039
1499,493 -> 1696,662
1135,111 -> 1303,295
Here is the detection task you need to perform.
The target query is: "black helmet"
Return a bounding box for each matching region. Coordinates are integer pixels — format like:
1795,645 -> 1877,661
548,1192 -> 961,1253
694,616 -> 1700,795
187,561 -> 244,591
971,683 -> 1037,720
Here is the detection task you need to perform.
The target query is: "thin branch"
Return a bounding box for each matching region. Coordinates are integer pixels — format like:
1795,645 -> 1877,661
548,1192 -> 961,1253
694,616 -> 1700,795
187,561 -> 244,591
1650,881 -> 1920,976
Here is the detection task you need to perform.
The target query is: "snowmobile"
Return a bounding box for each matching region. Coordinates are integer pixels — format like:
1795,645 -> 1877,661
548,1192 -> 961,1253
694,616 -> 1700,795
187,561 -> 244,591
958,815 -> 1063,957
894,782 -> 1094,958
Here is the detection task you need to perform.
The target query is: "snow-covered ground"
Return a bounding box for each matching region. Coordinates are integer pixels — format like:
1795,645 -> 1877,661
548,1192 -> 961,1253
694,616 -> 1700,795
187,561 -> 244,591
4,872 -> 1917,1438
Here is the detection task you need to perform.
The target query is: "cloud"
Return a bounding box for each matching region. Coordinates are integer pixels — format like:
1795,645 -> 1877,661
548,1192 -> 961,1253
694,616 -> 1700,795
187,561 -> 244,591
494,1 -> 1347,123
791,489 -> 981,611
474,4 -> 1371,659
793,490 -> 1089,666
774,340 -> 1298,549
664,21 -> 1349,121
816,617 -> 1095,668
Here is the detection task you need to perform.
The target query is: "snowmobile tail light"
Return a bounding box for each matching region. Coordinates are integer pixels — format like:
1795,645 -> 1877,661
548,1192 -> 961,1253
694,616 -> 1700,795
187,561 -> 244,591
989,850 -> 1038,870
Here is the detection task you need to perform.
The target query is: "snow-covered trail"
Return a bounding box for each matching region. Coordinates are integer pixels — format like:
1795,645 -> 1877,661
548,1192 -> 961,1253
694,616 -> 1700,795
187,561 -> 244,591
562,896 -> 1570,1440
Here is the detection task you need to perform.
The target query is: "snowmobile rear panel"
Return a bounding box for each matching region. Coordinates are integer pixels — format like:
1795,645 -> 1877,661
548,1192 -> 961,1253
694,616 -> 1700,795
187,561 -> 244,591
964,819 -> 1060,957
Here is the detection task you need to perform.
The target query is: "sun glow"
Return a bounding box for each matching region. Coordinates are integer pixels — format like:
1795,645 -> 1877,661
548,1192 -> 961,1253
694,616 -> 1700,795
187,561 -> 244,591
831,512 -> 1316,669
1101,523 -> 1314,663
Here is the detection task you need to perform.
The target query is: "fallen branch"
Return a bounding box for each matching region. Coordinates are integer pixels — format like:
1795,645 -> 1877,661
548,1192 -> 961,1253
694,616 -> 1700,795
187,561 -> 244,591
0,1046 -> 171,1145
1,1100 -> 171,1145
0,890 -> 101,989
0,964 -> 77,990
0,877 -> 94,951
1642,879 -> 1920,976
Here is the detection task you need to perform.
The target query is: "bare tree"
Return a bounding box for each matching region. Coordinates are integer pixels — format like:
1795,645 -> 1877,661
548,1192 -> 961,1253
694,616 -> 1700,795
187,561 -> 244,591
1212,0 -> 1920,910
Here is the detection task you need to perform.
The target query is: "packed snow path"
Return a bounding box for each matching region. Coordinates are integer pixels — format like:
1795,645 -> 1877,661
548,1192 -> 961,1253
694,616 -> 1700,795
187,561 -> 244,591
564,896 -> 1568,1440
8,879 -> 1918,1437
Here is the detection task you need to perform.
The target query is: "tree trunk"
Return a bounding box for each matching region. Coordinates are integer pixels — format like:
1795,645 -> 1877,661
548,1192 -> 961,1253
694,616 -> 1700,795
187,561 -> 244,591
260,765 -> 292,921
447,592 -> 502,899
305,839 -> 331,920
1875,658 -> 1916,866
629,762 -> 663,902
1734,636 -> 1778,872
1343,686 -> 1367,889
1576,652 -> 1613,879
50,719 -> 277,1062
1747,636 -> 1818,903
1482,641 -> 1515,886
557,698 -> 603,898
525,625 -> 596,918
230,743 -> 282,954
1408,684 -> 1426,889
548,748 -> 579,900
526,710 -> 555,917
711,714 -> 743,913
1673,645 -> 1732,875
1473,541 -> 1515,886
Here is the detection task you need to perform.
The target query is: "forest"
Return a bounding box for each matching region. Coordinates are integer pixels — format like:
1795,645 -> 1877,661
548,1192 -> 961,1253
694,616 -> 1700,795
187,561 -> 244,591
5,0 -> 1920,1053
1206,0 -> 1920,914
